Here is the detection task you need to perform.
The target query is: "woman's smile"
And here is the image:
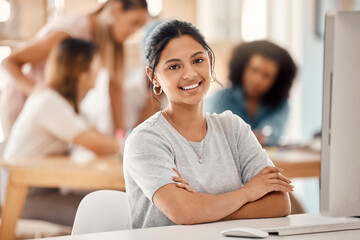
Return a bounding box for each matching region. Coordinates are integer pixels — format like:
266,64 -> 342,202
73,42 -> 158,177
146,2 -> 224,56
179,81 -> 203,92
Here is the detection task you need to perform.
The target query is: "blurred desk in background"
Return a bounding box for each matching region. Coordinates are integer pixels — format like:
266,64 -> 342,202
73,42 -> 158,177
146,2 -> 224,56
0,155 -> 124,240
266,146 -> 321,179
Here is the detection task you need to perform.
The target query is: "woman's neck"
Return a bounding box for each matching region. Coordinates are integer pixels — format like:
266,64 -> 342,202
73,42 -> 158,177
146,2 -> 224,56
163,102 -> 206,142
246,97 -> 260,119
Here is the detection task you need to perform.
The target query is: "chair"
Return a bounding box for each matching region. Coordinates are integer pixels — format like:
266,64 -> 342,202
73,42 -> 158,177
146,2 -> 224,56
71,190 -> 130,235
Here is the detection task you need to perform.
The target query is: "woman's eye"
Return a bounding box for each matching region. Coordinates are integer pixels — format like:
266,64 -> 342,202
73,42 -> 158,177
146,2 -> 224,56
194,58 -> 204,64
169,65 -> 180,70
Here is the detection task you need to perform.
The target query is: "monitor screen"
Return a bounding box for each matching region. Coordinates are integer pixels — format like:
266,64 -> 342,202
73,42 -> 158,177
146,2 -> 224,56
320,11 -> 360,217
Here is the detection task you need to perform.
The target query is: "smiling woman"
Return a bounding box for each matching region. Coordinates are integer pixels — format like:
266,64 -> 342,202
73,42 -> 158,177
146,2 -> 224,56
124,19 -> 293,229
148,35 -> 211,107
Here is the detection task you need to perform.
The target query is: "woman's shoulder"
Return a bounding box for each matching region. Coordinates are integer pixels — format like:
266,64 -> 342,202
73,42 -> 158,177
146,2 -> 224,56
206,110 -> 247,127
127,111 -> 165,139
36,15 -> 91,40
125,112 -> 174,155
28,87 -> 74,114
27,87 -> 56,103
206,111 -> 250,144
31,87 -> 63,101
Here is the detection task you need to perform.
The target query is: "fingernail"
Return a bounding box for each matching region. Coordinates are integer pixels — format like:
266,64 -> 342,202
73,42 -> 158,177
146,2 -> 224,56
176,182 -> 182,186
278,168 -> 284,172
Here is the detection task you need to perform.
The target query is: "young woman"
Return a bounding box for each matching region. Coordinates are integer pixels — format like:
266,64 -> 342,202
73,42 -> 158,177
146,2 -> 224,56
1,0 -> 150,139
205,41 -> 297,146
2,38 -> 120,226
124,20 -> 293,229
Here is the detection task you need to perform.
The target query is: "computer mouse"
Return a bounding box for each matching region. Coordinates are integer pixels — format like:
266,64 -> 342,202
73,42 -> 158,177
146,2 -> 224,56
221,227 -> 269,238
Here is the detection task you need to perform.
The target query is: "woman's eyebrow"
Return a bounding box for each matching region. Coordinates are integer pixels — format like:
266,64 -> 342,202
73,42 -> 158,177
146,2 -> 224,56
164,58 -> 181,65
163,51 -> 206,65
191,51 -> 206,58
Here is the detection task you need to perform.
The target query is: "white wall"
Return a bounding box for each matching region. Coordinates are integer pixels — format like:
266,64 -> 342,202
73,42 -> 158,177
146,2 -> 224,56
300,0 -> 324,143
268,0 -> 328,145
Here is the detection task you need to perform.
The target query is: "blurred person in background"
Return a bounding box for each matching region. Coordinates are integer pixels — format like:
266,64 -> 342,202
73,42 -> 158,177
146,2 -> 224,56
0,0 -> 151,144
205,40 -> 297,146
1,38 -> 121,226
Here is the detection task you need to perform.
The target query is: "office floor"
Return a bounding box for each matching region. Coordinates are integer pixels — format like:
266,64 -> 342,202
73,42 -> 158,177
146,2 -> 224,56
0,217 -> 71,239
0,203 -> 70,239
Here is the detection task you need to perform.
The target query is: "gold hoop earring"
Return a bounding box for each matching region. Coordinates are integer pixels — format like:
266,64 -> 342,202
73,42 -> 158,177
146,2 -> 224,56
153,85 -> 162,95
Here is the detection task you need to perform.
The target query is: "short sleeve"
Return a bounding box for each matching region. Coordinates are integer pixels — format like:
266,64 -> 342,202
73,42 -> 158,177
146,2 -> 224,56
232,113 -> 274,184
36,91 -> 88,142
124,128 -> 176,203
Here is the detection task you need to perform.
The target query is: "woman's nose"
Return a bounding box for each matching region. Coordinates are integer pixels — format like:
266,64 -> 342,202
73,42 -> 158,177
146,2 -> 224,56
183,67 -> 198,80
251,72 -> 263,86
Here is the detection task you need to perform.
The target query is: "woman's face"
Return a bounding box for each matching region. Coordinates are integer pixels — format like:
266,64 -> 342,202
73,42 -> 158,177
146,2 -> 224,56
111,7 -> 148,43
150,35 -> 212,106
242,54 -> 279,99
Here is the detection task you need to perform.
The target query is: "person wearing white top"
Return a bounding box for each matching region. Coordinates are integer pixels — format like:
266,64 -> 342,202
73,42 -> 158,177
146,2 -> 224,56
2,38 -> 120,226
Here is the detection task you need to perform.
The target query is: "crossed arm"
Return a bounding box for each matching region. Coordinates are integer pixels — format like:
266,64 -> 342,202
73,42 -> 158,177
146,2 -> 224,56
153,166 -> 293,225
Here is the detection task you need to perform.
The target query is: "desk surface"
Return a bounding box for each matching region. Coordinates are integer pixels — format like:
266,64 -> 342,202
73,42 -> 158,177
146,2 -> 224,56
0,155 -> 124,240
266,147 -> 320,179
36,213 -> 360,240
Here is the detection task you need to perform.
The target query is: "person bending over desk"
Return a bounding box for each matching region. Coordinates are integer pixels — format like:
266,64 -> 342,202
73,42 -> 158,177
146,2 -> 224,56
124,20 -> 293,229
1,0 -> 149,140
1,38 -> 120,226
205,40 -> 297,146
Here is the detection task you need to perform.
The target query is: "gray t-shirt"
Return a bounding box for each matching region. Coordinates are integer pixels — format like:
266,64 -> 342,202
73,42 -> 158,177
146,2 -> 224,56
124,110 -> 273,229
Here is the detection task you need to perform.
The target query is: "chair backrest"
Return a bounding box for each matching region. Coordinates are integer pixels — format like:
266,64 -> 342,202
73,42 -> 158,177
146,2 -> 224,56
71,190 -> 130,235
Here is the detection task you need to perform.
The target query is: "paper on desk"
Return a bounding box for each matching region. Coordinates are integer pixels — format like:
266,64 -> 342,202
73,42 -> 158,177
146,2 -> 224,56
70,146 -> 96,165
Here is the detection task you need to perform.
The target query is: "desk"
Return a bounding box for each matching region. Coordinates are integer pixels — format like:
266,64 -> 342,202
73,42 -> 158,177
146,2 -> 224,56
36,213 -> 360,240
0,156 -> 124,240
267,147 -> 321,179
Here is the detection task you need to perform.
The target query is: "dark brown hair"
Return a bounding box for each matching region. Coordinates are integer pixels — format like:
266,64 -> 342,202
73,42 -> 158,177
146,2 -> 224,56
45,38 -> 97,113
229,40 -> 297,107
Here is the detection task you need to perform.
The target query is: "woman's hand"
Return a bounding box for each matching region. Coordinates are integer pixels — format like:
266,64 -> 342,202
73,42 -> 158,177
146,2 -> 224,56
172,168 -> 196,193
241,166 -> 293,203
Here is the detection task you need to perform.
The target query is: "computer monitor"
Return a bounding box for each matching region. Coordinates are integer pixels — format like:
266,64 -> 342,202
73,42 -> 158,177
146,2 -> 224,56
320,10 -> 360,217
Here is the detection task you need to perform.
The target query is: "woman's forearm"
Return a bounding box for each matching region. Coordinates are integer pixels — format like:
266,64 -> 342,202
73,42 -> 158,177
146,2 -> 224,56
156,167 -> 293,225
221,191 -> 291,220
2,31 -> 70,96
2,57 -> 35,95
73,129 -> 119,155
154,184 -> 251,225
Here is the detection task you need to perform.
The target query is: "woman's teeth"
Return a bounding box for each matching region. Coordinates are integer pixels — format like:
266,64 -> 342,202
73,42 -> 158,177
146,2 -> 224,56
182,82 -> 199,90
